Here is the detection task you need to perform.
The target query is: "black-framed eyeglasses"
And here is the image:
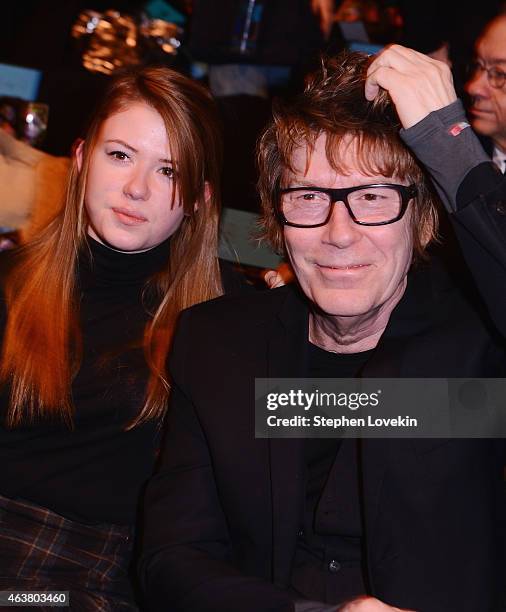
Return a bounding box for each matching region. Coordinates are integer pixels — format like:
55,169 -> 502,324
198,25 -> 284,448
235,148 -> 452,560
276,183 -> 418,228
467,60 -> 506,89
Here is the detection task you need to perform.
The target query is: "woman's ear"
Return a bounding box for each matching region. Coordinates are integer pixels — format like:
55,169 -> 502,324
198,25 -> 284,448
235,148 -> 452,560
74,139 -> 85,171
195,181 -> 212,212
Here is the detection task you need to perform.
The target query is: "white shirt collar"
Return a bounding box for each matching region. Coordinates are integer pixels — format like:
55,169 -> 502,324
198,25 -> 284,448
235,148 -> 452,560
492,145 -> 506,173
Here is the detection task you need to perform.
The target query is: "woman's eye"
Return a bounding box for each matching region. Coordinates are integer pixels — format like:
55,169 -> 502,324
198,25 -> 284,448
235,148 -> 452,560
108,150 -> 129,161
159,166 -> 174,178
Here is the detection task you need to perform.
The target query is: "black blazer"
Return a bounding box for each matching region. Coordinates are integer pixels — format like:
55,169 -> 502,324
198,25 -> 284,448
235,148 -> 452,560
451,160 -> 506,337
140,255 -> 506,611
140,163 -> 506,612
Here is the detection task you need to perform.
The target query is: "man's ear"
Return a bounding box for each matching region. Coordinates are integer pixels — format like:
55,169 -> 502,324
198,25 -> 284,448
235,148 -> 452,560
419,215 -> 436,249
75,139 -> 85,171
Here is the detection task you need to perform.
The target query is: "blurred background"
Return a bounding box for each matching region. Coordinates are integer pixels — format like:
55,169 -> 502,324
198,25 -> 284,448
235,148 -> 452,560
0,0 -> 504,272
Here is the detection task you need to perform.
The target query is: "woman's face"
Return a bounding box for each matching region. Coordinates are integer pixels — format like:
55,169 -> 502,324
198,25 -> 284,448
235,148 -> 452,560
79,102 -> 185,252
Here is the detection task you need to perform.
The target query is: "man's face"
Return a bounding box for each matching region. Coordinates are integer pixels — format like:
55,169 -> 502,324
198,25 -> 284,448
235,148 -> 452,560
283,134 -> 414,320
465,15 -> 506,152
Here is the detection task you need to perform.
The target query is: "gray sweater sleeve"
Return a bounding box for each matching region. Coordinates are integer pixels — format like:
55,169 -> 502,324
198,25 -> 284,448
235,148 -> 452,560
399,100 -> 491,213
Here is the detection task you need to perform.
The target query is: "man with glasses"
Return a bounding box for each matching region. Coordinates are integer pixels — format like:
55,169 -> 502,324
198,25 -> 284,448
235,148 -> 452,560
466,12 -> 506,172
141,50 -> 506,612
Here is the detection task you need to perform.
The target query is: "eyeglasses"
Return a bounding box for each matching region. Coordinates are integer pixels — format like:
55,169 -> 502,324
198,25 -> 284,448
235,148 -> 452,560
276,183 -> 417,228
467,60 -> 506,89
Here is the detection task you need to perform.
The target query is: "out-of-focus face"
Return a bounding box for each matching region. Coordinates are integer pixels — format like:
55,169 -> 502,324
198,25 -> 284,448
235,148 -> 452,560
80,102 -> 185,252
465,15 -> 506,152
283,134 -> 414,320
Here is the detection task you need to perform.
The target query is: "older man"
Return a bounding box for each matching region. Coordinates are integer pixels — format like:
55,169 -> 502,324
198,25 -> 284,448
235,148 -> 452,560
466,12 -> 506,172
140,50 -> 506,612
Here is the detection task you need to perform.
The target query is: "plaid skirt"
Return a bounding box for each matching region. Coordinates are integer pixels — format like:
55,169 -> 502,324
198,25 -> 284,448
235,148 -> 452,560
0,494 -> 138,611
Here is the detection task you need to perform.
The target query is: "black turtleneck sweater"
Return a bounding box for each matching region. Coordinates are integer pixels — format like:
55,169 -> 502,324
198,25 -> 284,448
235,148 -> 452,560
0,237 -> 172,526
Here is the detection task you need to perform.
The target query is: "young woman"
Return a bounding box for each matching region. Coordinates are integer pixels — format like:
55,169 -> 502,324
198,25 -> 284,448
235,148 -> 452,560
0,65 -> 224,610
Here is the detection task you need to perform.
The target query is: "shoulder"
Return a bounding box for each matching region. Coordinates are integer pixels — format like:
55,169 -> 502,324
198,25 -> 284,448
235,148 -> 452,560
169,283 -> 306,385
181,283 -> 300,328
170,284 -> 303,363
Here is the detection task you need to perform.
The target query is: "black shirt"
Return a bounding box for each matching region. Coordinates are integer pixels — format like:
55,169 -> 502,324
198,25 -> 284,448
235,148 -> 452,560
290,342 -> 372,604
0,237 -> 170,525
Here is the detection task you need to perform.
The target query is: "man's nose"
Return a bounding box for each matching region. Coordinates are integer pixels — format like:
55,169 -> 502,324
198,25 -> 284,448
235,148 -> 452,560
465,68 -> 490,99
322,201 -> 362,248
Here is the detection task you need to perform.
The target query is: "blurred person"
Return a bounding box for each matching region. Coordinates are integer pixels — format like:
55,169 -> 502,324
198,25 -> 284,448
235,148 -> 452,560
334,0 -> 403,46
189,0 -> 334,100
0,127 -> 70,245
0,65 -> 225,610
188,0 -> 335,215
140,50 -> 506,612
466,11 -> 506,172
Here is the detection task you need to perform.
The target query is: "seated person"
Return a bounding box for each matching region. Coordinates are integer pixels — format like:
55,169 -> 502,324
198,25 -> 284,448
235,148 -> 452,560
0,128 -> 68,242
140,49 -> 506,612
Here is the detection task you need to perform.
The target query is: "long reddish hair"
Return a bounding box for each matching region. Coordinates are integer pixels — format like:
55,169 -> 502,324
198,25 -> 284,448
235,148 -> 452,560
1,66 -> 223,428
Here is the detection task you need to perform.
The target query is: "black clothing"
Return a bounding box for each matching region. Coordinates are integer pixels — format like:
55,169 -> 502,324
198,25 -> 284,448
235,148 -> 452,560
294,438 -> 365,605
0,237 -> 167,525
400,100 -> 506,339
308,342 -> 371,378
291,346 -> 370,603
140,99 -> 506,612
0,239 -> 249,526
140,255 -> 506,611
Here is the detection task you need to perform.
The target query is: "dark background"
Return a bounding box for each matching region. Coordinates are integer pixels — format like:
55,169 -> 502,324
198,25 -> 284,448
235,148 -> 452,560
1,0 -> 504,219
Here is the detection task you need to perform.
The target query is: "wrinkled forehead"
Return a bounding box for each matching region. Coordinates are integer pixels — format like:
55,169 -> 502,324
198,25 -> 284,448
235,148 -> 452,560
282,132 -> 402,185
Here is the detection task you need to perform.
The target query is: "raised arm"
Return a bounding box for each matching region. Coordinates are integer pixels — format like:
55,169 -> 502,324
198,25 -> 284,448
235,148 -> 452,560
365,44 -> 506,336
365,44 -> 456,127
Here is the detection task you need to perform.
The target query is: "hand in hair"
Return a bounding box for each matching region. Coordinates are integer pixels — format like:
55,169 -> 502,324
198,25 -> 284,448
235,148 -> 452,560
364,44 -> 456,129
